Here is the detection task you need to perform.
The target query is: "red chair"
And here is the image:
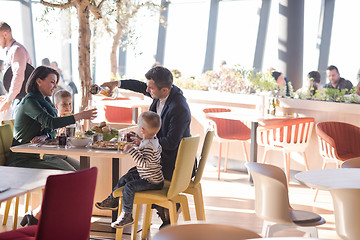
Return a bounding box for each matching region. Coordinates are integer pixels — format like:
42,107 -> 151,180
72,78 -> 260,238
257,117 -> 315,184
203,108 -> 251,180
314,121 -> 360,201
0,167 -> 98,240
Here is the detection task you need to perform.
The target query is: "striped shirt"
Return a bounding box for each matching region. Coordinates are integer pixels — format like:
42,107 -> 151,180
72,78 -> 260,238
128,137 -> 164,184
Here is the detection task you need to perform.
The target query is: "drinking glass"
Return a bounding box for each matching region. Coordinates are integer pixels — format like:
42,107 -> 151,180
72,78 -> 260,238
118,132 -> 127,151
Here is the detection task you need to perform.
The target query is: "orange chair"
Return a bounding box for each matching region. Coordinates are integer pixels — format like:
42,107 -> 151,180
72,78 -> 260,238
257,117 -> 315,184
316,121 -> 360,168
314,121 -> 360,201
102,97 -> 133,123
203,108 -> 251,180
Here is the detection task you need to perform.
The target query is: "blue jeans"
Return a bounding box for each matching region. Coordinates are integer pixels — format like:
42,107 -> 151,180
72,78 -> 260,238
111,166 -> 164,213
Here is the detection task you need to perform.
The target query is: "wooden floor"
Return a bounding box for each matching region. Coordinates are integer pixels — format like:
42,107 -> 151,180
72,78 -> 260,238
0,161 -> 340,240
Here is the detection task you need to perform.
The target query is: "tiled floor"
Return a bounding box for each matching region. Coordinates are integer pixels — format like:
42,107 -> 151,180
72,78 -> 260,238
1,161 -> 340,239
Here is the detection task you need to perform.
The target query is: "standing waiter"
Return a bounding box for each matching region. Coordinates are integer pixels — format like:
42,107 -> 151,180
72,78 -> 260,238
0,21 -> 32,118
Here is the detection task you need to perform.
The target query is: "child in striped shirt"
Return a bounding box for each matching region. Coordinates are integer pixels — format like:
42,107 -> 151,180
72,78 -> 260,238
110,111 -> 164,228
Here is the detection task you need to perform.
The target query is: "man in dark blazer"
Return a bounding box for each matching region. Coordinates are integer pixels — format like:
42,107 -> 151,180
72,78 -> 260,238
96,66 -> 192,228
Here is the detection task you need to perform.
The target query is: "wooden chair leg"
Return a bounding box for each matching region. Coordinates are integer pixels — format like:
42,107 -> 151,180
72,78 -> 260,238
13,197 -> 19,229
131,204 -> 140,240
25,193 -> 30,213
314,160 -> 328,202
262,149 -> 269,164
242,141 -> 249,162
2,199 -> 12,225
302,152 -> 310,171
283,152 -> 290,185
179,195 -> 191,221
224,142 -> 229,172
193,185 -> 206,221
115,197 -> 124,240
168,202 -> 178,225
218,142 -> 222,180
140,204 -> 152,240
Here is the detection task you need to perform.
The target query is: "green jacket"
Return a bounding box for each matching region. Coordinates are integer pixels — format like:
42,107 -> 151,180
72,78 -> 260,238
7,92 -> 75,167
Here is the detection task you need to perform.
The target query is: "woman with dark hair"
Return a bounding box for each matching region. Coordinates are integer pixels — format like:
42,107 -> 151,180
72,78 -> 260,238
6,66 -> 97,171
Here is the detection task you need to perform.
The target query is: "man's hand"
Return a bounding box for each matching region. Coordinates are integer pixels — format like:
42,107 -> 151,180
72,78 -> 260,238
0,100 -> 12,113
100,81 -> 118,92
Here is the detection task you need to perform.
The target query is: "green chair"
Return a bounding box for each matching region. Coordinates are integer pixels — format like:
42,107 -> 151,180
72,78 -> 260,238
0,124 -> 30,229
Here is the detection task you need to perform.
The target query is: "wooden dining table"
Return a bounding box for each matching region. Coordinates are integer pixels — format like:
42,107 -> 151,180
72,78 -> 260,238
10,143 -> 127,226
295,168 -> 360,190
0,166 -> 70,203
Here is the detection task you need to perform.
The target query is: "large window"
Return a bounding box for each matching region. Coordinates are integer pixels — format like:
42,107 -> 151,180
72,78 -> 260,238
214,0 -> 261,70
164,0 -> 210,77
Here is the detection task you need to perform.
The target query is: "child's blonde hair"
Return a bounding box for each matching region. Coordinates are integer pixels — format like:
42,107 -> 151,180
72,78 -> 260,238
138,111 -> 161,136
54,90 -> 72,105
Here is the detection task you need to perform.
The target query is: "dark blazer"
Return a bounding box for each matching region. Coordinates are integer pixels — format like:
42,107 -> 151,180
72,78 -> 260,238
120,80 -> 192,180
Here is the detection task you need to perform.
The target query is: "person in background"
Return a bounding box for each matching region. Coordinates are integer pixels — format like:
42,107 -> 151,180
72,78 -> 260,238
0,59 -> 6,95
107,111 -> 163,229
41,58 -> 50,66
271,71 -> 290,96
0,21 -> 32,117
324,65 -> 353,93
295,71 -> 322,98
96,66 -> 192,229
356,68 -> 360,95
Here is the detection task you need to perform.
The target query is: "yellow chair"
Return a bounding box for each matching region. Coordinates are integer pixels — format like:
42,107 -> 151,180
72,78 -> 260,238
113,136 -> 200,240
1,119 -> 14,132
183,129 -> 214,220
246,162 -> 325,237
152,223 -> 262,240
0,124 -> 30,230
330,188 -> 360,240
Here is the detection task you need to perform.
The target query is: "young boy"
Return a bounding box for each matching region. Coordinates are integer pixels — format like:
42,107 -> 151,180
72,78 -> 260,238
97,111 -> 164,228
54,90 -> 73,117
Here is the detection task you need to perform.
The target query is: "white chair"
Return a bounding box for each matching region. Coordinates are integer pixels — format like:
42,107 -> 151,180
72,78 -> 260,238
246,162 -> 325,237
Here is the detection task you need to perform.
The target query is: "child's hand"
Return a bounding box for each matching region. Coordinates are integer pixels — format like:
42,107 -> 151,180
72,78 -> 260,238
131,137 -> 141,146
123,143 -> 135,152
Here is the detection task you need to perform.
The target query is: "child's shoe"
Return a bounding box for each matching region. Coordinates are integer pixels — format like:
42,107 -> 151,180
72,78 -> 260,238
111,212 -> 134,228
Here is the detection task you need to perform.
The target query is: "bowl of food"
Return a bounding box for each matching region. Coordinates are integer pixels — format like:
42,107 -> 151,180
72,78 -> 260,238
68,136 -> 92,147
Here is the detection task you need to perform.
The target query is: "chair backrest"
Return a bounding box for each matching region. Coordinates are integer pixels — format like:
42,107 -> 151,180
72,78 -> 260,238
167,136 -> 200,200
257,117 -> 314,148
341,157 -> 360,168
245,162 -> 292,224
1,119 -> 15,132
316,121 -> 360,161
330,188 -> 360,240
0,124 -> 13,166
152,223 -> 261,240
35,167 -> 98,240
193,130 -> 214,186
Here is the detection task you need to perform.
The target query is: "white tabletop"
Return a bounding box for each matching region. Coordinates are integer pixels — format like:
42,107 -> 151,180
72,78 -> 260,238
0,166 -> 70,203
11,143 -> 126,158
295,168 -> 360,190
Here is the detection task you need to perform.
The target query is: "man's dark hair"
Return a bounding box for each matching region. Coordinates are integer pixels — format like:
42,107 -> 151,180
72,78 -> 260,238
26,66 -> 60,93
307,71 -> 321,83
327,65 -> 339,74
145,66 -> 173,89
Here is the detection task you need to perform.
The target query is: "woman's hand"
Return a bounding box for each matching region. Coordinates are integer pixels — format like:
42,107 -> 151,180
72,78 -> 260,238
73,108 -> 97,121
30,135 -> 48,143
100,81 -> 118,92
